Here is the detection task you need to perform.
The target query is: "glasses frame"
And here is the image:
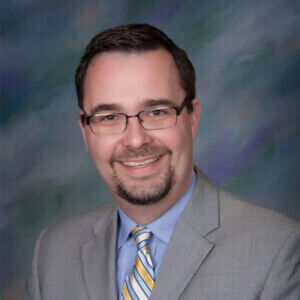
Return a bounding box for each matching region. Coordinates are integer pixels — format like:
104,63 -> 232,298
82,97 -> 191,135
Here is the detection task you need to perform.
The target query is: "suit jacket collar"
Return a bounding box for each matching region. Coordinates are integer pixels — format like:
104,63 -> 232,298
183,167 -> 220,237
81,166 -> 219,300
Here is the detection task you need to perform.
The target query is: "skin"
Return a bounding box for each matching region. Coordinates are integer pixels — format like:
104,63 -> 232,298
79,49 -> 201,225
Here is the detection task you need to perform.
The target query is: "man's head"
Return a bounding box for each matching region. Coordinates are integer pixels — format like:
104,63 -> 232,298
76,24 -> 201,213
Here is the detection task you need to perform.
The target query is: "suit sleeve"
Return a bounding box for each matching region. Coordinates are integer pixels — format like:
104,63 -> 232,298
21,229 -> 47,300
260,229 -> 300,300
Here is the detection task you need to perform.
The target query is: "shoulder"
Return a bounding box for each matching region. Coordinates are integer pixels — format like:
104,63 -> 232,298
38,201 -> 117,250
219,189 -> 299,231
218,188 -> 300,254
193,166 -> 299,236
217,192 -> 300,298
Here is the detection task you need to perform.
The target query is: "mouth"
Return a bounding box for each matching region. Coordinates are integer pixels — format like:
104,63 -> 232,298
119,155 -> 162,168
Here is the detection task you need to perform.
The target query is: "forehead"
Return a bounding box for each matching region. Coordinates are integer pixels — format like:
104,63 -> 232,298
83,49 -> 184,112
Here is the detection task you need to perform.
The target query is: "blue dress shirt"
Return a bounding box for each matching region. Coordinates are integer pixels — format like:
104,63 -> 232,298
116,171 -> 196,296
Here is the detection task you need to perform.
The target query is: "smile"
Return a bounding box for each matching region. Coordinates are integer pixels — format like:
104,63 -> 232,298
120,156 -> 161,168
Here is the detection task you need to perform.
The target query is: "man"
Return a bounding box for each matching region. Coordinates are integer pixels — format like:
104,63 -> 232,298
23,24 -> 299,300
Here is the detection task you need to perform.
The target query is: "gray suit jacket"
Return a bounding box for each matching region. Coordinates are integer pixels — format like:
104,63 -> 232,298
23,168 -> 300,299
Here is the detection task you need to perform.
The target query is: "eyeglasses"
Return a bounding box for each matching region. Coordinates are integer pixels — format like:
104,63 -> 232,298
82,97 -> 191,135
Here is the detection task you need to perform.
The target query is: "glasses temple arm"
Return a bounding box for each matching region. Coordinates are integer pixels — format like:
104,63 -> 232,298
177,97 -> 191,115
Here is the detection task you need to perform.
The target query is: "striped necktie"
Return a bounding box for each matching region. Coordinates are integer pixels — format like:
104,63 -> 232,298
122,226 -> 155,300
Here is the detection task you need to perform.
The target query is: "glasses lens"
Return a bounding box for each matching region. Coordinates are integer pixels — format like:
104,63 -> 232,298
90,113 -> 126,134
141,107 -> 177,129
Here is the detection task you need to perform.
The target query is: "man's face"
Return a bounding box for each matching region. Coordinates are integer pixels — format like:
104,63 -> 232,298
80,49 -> 200,207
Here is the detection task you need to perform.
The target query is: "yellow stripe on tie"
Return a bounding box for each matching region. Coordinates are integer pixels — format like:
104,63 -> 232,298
122,282 -> 131,300
136,232 -> 150,244
136,256 -> 155,289
131,226 -> 141,235
129,271 -> 148,300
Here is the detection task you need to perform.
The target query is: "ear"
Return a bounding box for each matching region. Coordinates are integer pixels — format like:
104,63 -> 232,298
189,99 -> 201,140
78,112 -> 89,151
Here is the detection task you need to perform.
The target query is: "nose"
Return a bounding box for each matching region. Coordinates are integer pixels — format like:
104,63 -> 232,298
121,116 -> 152,148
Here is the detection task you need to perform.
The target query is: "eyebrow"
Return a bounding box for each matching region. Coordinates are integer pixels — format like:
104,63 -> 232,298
142,99 -> 175,108
89,103 -> 122,115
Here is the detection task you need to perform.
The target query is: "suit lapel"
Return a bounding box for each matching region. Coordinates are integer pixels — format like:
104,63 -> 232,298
151,168 -> 220,300
81,205 -> 118,300
150,221 -> 214,300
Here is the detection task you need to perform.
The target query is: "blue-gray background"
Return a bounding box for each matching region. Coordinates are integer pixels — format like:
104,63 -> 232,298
1,0 -> 299,298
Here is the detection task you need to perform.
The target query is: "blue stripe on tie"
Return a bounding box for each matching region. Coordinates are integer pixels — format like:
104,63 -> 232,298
125,275 -> 138,300
133,228 -> 144,238
137,240 -> 148,250
135,233 -> 149,249
133,267 -> 151,298
140,249 -> 155,277
134,227 -> 149,234
133,264 -> 152,296
137,251 -> 155,280
133,228 -> 150,239
137,250 -> 155,279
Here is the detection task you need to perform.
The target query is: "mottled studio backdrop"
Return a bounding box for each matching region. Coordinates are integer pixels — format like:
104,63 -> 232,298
1,0 -> 299,298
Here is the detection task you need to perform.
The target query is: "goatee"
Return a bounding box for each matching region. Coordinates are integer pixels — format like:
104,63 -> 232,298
113,165 -> 173,205
111,145 -> 173,205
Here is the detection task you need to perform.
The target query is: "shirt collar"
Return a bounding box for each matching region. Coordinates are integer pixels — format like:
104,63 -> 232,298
117,209 -> 137,249
117,171 -> 197,249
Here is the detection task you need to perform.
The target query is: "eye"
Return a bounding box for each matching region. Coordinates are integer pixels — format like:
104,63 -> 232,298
150,108 -> 169,117
91,113 -> 121,124
101,114 -> 118,121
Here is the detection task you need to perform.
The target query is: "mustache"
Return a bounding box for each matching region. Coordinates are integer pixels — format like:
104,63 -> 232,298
111,146 -> 171,162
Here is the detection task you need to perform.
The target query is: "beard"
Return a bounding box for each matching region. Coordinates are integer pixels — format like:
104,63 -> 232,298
111,146 -> 174,205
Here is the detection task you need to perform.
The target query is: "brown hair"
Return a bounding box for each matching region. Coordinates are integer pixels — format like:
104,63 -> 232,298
75,23 -> 196,111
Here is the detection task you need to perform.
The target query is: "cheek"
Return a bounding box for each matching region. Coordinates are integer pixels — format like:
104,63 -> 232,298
171,123 -> 194,166
86,134 -> 119,164
154,124 -> 192,157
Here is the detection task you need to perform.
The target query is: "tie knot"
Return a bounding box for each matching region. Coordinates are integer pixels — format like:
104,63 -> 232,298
131,226 -> 151,250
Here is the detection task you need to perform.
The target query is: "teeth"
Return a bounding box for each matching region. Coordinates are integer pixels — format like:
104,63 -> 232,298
122,157 -> 159,167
